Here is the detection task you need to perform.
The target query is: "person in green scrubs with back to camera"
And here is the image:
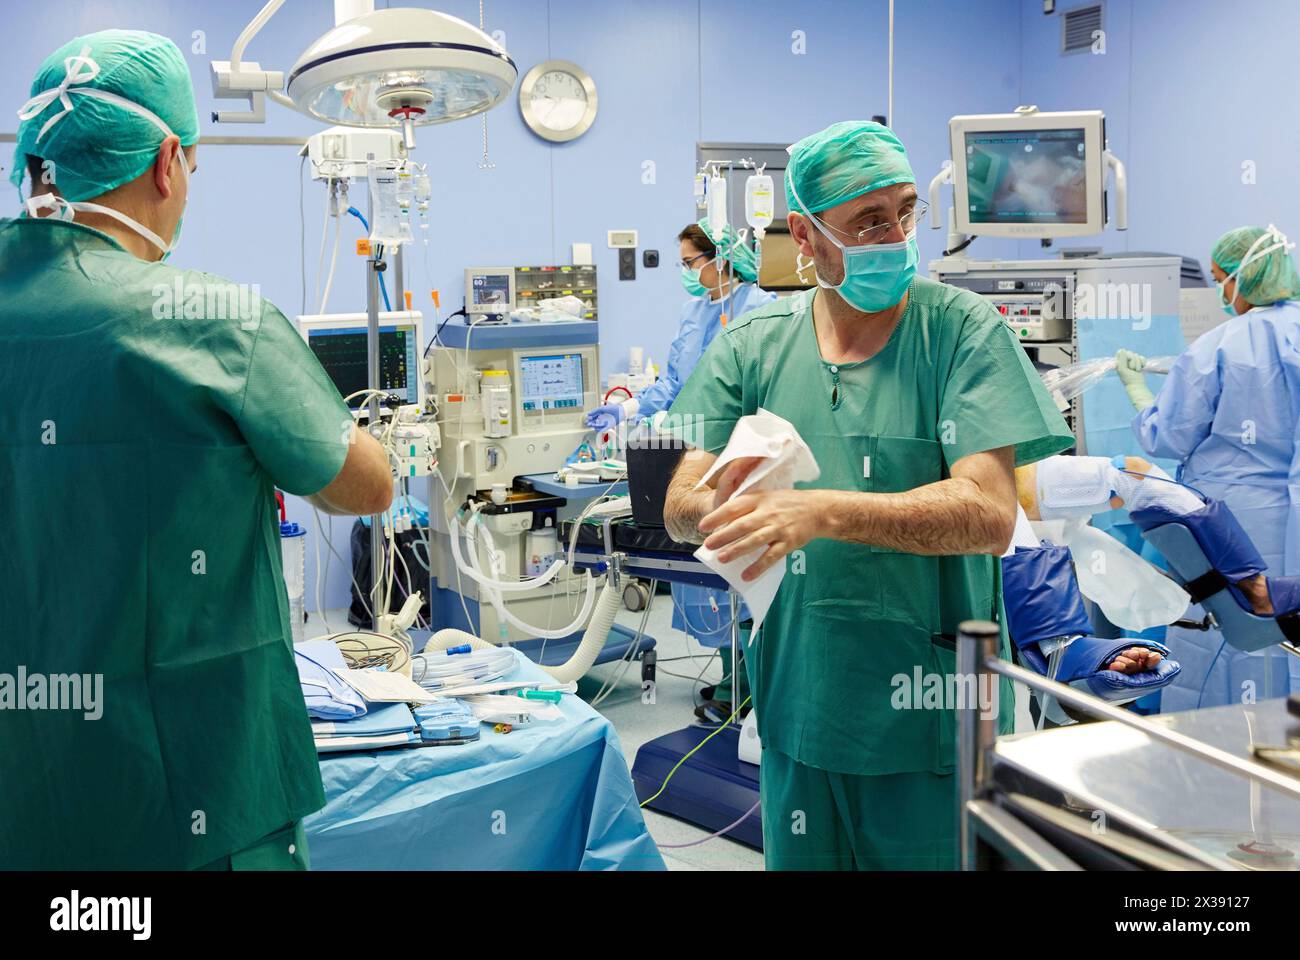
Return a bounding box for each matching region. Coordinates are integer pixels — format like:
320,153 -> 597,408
0,30 -> 393,869
661,121 -> 1075,870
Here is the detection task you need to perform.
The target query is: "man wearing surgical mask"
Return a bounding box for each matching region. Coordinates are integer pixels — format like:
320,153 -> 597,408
661,121 -> 1073,870
0,30 -> 393,870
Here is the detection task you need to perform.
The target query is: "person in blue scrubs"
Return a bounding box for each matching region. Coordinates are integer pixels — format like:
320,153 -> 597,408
585,220 -> 775,721
1116,224 -> 1300,710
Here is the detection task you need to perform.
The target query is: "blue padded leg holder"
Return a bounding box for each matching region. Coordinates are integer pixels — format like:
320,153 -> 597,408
1133,499 -> 1299,653
1002,545 -> 1180,702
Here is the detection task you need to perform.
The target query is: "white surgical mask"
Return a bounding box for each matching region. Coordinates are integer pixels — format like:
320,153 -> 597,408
787,175 -> 918,313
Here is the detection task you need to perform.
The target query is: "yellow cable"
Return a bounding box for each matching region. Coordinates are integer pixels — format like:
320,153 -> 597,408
639,695 -> 752,808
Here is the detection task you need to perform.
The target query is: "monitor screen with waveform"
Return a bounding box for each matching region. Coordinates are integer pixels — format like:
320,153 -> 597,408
307,324 -> 420,408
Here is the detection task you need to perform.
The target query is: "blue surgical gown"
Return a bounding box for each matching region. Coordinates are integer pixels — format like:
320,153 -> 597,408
1133,299 -> 1300,710
635,282 -> 776,418
643,282 -> 777,644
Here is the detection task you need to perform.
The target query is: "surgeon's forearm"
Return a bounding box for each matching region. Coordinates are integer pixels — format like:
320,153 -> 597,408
664,451 -> 715,544
665,489 -> 714,544
822,478 -> 1015,556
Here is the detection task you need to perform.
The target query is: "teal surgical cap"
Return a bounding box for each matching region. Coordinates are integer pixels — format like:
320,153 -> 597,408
699,217 -> 759,282
784,120 -> 915,215
1212,225 -> 1300,306
11,29 -> 200,202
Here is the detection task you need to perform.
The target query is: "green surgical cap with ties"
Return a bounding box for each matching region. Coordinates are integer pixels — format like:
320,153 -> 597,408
11,29 -> 199,202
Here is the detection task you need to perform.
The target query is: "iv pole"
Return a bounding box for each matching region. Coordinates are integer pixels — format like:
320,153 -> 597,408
362,182 -> 411,632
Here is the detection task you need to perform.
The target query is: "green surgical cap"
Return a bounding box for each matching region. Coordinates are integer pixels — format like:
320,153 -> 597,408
784,120 -> 915,215
1212,225 -> 1300,305
699,217 -> 759,282
11,29 -> 199,202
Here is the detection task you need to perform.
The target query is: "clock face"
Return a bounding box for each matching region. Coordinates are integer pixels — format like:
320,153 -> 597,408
532,70 -> 588,131
520,60 -> 597,142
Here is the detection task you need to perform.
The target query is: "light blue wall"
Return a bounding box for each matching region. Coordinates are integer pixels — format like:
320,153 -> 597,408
25,2 -> 1295,607
1017,0 -> 1300,271
2,0 -> 1028,610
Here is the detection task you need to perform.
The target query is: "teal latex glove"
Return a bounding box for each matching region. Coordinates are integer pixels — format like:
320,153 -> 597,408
1115,349 -> 1155,409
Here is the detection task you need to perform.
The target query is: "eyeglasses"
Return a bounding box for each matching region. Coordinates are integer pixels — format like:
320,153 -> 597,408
819,198 -> 929,246
677,252 -> 712,270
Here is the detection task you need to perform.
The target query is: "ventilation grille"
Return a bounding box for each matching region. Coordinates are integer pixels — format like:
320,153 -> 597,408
1062,3 -> 1103,54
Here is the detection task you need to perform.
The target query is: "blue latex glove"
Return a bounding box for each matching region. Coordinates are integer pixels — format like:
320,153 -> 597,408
584,403 -> 625,434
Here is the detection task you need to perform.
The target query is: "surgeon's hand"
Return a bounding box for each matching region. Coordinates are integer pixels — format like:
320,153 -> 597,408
584,403 -> 625,435
712,456 -> 765,510
1114,349 -> 1155,410
1114,349 -> 1147,386
699,488 -> 827,581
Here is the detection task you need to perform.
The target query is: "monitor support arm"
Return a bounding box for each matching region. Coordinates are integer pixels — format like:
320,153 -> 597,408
1104,149 -> 1128,231
928,160 -> 970,260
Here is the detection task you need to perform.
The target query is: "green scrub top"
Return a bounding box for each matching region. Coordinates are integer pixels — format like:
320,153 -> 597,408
665,280 -> 1073,776
0,217 -> 353,868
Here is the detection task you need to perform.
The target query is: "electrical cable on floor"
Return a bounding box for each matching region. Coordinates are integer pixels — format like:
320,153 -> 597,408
655,798 -> 761,849
639,695 -> 751,809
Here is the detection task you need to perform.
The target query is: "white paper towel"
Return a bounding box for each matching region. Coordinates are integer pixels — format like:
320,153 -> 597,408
693,408 -> 820,639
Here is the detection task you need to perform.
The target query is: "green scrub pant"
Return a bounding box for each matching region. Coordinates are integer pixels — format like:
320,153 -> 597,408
759,750 -> 958,870
196,821 -> 310,871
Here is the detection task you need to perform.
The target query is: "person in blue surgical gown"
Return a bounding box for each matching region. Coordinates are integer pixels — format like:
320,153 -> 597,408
585,220 -> 775,722
586,220 -> 775,431
1116,224 -> 1300,710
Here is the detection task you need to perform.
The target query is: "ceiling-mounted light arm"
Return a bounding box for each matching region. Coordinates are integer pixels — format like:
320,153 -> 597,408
230,0 -> 287,75
211,0 -> 289,123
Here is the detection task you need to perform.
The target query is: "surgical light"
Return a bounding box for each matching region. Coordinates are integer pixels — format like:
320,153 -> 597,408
287,7 -> 517,147
213,3 -> 517,149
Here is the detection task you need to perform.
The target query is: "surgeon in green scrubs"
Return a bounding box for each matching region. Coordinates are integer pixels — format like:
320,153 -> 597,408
662,121 -> 1073,870
0,31 -> 393,869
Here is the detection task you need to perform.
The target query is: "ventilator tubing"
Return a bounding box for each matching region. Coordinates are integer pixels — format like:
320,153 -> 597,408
424,578 -> 622,683
451,513 -> 598,639
449,514 -> 565,591
443,508 -> 616,681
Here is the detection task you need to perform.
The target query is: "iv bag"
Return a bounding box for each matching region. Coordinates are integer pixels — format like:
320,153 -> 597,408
707,175 -> 728,237
396,166 -> 414,212
745,173 -> 774,234
367,163 -> 413,247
